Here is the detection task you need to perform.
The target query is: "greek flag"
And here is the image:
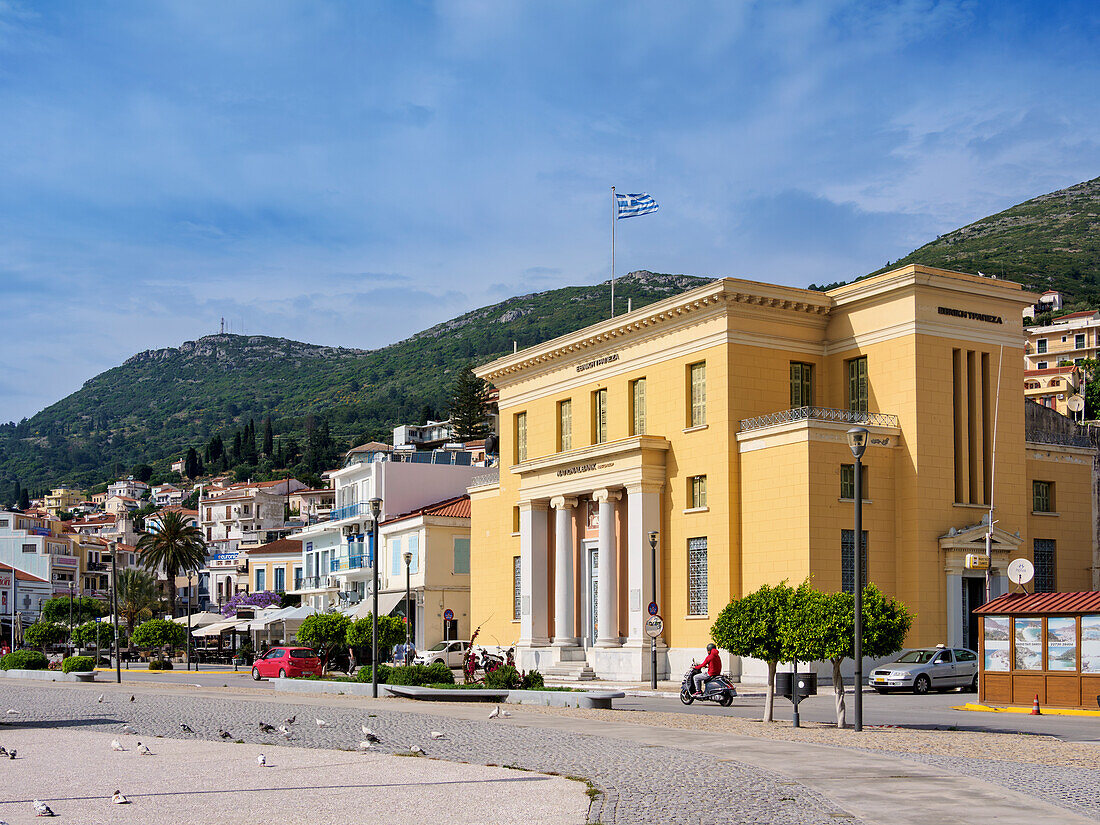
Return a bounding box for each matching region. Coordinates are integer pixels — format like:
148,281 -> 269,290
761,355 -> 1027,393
615,192 -> 659,219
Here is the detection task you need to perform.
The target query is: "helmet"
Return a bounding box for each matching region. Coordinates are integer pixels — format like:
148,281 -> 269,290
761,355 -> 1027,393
706,643 -> 716,652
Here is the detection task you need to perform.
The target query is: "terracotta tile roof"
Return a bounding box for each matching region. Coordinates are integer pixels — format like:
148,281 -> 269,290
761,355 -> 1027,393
974,591 -> 1100,615
1025,366 -> 1078,376
383,495 -> 471,525
246,538 -> 303,556
0,562 -> 48,583
347,441 -> 393,454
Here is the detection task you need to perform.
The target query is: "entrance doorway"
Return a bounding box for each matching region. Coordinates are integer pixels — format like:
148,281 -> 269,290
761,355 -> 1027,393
963,577 -> 986,651
586,546 -> 599,646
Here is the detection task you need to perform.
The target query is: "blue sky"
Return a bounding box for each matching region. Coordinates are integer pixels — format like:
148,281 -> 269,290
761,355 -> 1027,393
1,1 -> 1098,422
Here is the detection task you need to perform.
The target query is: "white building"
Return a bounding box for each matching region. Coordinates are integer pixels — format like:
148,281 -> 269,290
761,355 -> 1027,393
107,478 -> 150,501
292,444 -> 480,613
394,419 -> 453,449
152,483 -> 185,508
1,562 -> 52,633
0,511 -> 79,598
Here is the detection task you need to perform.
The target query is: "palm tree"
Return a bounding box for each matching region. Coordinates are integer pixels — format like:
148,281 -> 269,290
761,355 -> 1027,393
137,510 -> 206,617
115,569 -> 162,637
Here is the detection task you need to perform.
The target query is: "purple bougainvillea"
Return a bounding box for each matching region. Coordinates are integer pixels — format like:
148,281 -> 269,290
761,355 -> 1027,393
221,590 -> 282,616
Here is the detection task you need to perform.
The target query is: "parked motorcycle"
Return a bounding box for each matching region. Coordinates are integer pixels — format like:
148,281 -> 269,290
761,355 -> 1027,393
479,646 -> 516,673
680,665 -> 736,706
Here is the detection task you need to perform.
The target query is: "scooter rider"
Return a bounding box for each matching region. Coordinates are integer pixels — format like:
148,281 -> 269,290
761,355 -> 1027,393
693,644 -> 721,696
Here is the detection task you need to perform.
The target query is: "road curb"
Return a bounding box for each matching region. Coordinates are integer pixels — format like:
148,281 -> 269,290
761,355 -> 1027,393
954,701 -> 1100,717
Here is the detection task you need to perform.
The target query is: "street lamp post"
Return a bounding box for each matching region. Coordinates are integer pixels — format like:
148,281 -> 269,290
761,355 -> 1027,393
648,530 -> 659,690
368,497 -> 383,698
68,582 -> 74,658
403,550 -> 412,665
186,572 -> 193,672
847,426 -> 868,732
109,540 -> 121,684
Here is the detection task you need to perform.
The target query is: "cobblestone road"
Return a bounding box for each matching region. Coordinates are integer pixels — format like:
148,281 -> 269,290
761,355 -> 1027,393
0,682 -> 851,825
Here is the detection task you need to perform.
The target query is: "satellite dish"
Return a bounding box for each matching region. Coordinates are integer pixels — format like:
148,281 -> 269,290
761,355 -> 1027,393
1068,395 -> 1085,412
1007,558 -> 1034,585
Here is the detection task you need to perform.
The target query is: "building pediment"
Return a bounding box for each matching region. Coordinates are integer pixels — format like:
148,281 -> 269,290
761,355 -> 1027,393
939,522 -> 1021,554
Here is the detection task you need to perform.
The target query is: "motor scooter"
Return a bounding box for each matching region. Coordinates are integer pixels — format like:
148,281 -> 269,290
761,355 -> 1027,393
680,665 -> 736,706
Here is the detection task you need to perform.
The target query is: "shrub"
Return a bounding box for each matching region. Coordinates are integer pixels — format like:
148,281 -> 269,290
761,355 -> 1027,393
130,619 -> 186,652
521,669 -> 544,690
0,650 -> 49,670
23,621 -> 68,651
425,662 -> 455,685
387,664 -> 431,686
62,655 -> 96,673
484,665 -> 522,690
347,615 -> 405,654
148,659 -> 174,670
355,663 -> 392,684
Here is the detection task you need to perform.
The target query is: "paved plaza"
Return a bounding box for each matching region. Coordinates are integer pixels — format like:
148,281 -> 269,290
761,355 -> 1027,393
1,679 -> 1099,824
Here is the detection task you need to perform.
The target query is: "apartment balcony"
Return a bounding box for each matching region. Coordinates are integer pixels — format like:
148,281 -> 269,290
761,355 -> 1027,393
290,575 -> 339,594
740,406 -> 900,432
331,555 -> 370,572
329,502 -> 378,523
85,561 -> 108,572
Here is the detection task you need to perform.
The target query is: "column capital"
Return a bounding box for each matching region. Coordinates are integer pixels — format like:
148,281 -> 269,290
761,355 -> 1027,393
549,496 -> 579,510
592,488 -> 622,503
624,481 -> 664,496
518,499 -> 550,513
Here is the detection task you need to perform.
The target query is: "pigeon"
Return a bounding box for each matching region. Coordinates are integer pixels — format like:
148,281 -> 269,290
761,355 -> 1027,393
5,709 -> 17,715
97,694 -> 104,703
130,695 -> 135,702
136,742 -> 152,755
0,746 -> 7,756
357,740 -> 375,750
361,727 -> 380,744
32,799 -> 55,816
430,731 -> 446,740
501,709 -> 512,717
277,725 -> 291,739
121,724 -> 136,735
179,722 -> 195,734
258,722 -> 276,734
409,745 -> 425,756
285,715 -> 296,725
8,749 -> 16,759
257,753 -> 267,767
315,718 -> 330,728
110,739 -> 126,752
218,729 -> 232,739
488,705 -> 500,719
111,790 -> 130,805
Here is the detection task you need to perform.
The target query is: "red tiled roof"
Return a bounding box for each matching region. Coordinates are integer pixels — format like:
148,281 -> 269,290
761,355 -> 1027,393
1025,366 -> 1078,376
974,591 -> 1100,615
383,495 -> 471,525
246,538 -> 303,556
1053,310 -> 1099,321
0,562 -> 48,583
347,441 -> 393,454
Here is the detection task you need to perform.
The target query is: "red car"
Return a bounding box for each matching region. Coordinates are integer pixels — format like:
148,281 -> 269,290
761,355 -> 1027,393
251,647 -> 323,680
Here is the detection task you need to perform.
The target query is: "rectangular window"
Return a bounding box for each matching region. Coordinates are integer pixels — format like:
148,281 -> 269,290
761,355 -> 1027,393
512,506 -> 520,534
689,475 -> 707,509
22,543 -> 35,553
513,556 -> 522,620
689,362 -> 707,426
391,537 -> 402,576
453,538 -> 470,575
840,465 -> 869,500
1076,334 -> 1086,349
790,362 -> 814,408
593,388 -> 608,443
558,399 -> 572,452
255,568 -> 266,592
631,378 -> 647,435
847,357 -> 868,413
515,412 -> 527,463
273,567 -> 285,592
293,566 -> 303,588
408,534 -> 419,575
1037,338 -> 1048,354
1034,539 -> 1056,592
687,537 -> 708,615
1033,480 -> 1053,512
841,530 -> 869,594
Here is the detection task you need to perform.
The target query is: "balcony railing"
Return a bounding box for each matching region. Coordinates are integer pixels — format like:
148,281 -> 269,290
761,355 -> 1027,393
740,406 -> 900,432
470,469 -> 499,487
1025,428 -> 1094,448
331,555 -> 369,572
85,561 -> 107,572
329,501 -> 377,523
294,575 -> 338,591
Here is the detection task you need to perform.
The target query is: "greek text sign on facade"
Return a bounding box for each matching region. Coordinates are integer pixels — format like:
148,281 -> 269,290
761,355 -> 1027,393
576,353 -> 619,373
937,307 -> 1003,324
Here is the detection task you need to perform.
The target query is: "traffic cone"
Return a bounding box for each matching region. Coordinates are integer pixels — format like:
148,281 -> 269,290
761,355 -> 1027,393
1031,694 -> 1041,715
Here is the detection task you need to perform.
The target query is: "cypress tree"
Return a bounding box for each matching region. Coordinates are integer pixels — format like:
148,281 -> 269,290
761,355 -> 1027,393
449,365 -> 490,440
262,417 -> 274,457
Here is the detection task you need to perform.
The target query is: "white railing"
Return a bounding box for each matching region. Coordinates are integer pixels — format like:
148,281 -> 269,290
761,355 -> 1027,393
740,406 -> 900,432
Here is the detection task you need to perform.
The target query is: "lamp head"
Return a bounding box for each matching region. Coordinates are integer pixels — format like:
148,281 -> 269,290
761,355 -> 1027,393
369,497 -> 382,520
403,550 -> 412,565
846,427 -> 869,460
648,530 -> 658,548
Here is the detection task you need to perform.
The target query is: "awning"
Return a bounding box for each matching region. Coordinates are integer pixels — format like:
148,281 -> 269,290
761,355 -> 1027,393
353,591 -> 406,619
173,612 -> 225,629
192,618 -> 249,637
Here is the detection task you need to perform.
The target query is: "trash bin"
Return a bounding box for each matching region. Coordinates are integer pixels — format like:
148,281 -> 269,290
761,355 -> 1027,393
775,671 -> 817,698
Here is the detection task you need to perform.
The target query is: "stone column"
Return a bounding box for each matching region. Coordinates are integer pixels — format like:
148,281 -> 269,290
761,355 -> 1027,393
593,488 -> 621,648
550,497 -> 579,647
518,500 -> 550,648
625,483 -> 662,645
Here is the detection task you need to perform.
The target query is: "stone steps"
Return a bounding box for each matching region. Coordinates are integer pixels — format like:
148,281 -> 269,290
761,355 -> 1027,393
541,663 -> 597,681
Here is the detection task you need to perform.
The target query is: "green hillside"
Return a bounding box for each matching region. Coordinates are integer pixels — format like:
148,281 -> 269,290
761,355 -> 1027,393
0,271 -> 708,493
868,175 -> 1100,305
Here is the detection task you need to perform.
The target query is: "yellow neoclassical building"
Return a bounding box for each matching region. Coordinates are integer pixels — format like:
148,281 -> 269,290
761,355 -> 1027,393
468,265 -> 1097,681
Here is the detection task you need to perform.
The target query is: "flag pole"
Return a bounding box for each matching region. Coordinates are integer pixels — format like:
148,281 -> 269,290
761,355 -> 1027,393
610,186 -> 616,318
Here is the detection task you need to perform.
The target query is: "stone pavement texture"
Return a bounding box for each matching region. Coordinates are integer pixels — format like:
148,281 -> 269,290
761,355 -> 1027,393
0,681 -> 848,825
0,728 -> 587,825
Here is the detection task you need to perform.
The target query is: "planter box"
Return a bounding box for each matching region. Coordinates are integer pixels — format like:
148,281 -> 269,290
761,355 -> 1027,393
0,668 -> 97,683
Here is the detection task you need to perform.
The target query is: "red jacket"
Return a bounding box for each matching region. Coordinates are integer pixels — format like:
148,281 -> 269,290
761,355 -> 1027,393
701,648 -> 721,677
